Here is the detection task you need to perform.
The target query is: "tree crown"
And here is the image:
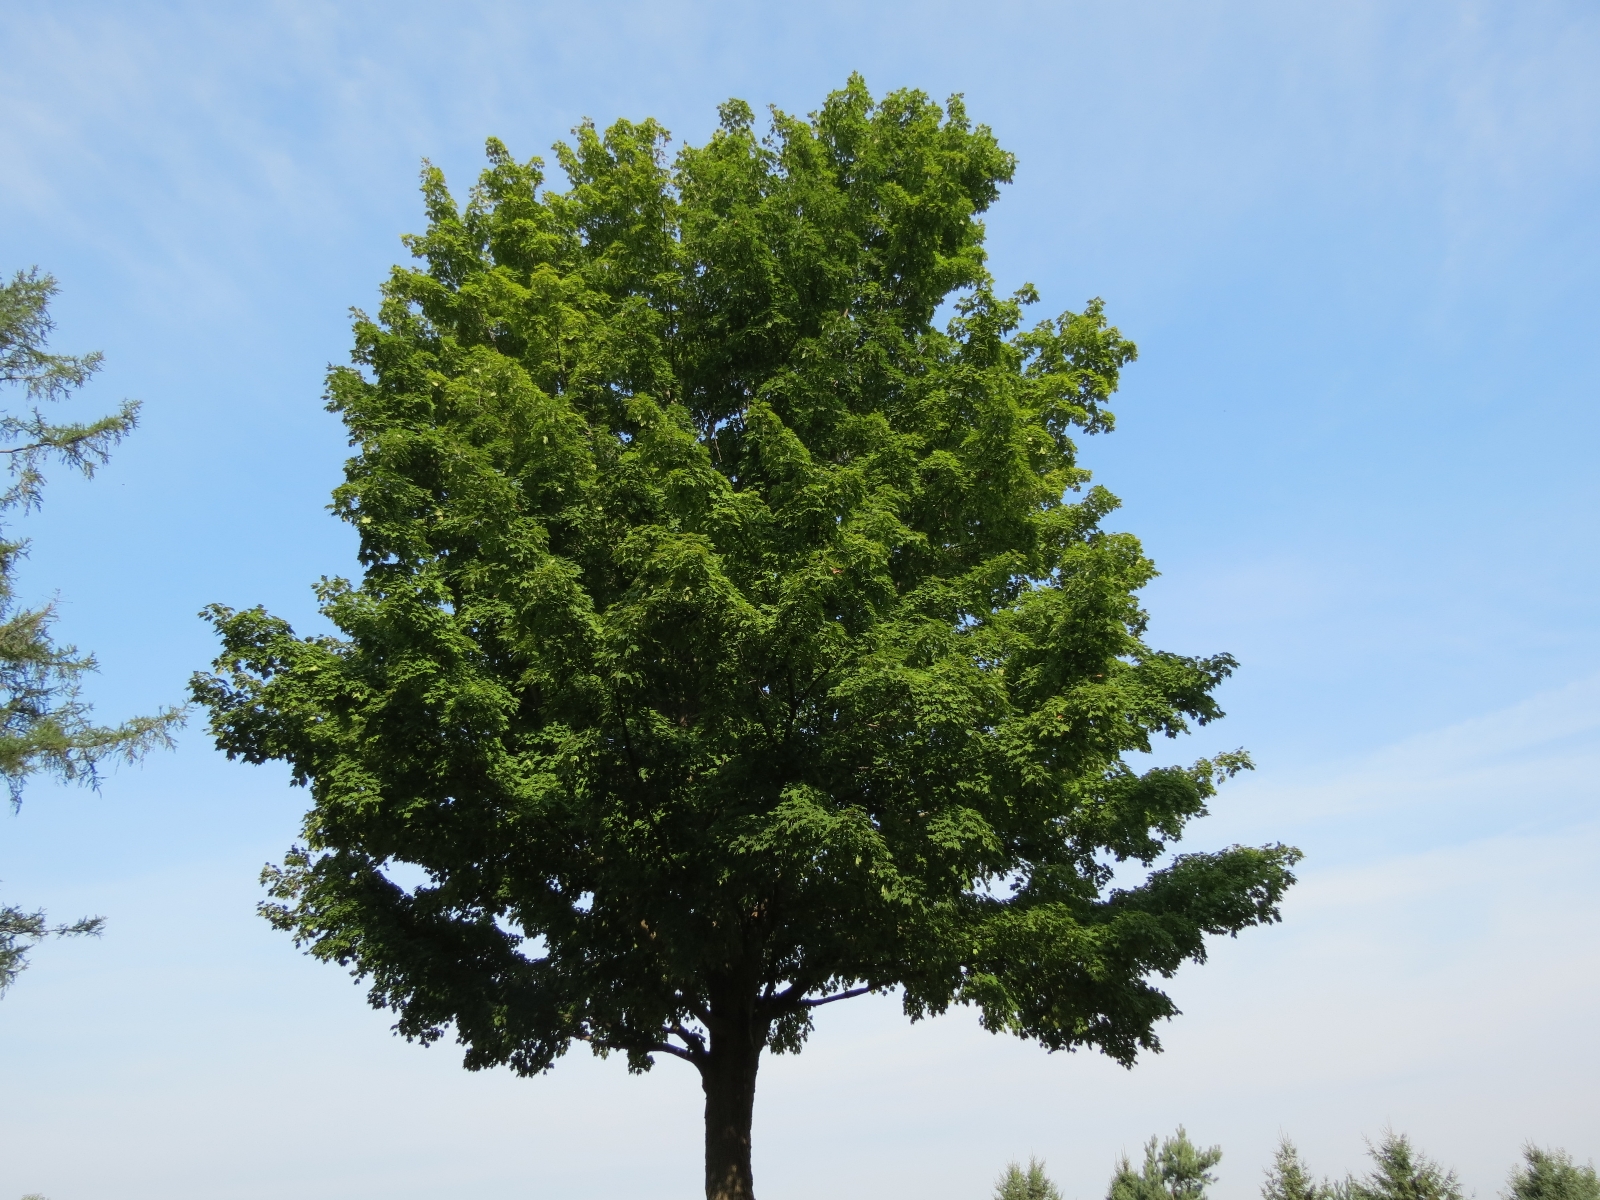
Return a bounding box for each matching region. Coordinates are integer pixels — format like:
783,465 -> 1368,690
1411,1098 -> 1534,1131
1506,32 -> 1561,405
195,76 -> 1297,1079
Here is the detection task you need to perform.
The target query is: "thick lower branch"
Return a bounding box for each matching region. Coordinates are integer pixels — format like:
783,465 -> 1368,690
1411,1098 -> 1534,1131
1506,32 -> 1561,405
672,1019 -> 708,1055
649,1041 -> 700,1063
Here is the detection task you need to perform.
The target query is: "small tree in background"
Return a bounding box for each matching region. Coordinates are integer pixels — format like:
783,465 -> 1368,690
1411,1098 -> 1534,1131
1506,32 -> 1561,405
998,1158 -> 1065,1200
1110,1128 -> 1223,1200
0,268 -> 182,996
1262,1138 -> 1335,1200
1506,1147 -> 1600,1200
1342,1133 -> 1463,1200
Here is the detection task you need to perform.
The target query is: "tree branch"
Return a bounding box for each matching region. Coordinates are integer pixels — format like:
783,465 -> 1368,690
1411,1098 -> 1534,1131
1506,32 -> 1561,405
649,1041 -> 699,1063
798,986 -> 871,1008
764,981 -> 801,1009
671,1019 -> 707,1056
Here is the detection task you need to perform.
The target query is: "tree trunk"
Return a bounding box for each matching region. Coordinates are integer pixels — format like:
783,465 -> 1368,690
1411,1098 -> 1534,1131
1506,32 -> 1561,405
700,1015 -> 763,1200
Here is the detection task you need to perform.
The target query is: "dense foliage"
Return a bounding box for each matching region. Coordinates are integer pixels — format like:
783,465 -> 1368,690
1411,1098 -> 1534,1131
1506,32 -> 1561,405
195,77 -> 1298,1200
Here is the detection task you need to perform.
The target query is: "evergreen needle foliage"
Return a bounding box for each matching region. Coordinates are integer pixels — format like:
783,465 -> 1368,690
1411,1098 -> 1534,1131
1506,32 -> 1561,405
998,1158 -> 1065,1200
1344,1134 -> 1464,1200
194,77 -> 1299,1200
1110,1128 -> 1224,1200
0,901 -> 102,997
0,269 -> 180,800
1506,1147 -> 1600,1200
1263,1139 -> 1333,1200
0,268 -> 183,996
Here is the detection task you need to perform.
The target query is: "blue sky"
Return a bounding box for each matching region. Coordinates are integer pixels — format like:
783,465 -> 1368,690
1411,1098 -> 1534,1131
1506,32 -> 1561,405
2,3 -> 1597,1198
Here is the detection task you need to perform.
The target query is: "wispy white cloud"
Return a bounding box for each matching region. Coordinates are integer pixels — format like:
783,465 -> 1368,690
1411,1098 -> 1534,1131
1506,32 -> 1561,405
1216,671 -> 1600,851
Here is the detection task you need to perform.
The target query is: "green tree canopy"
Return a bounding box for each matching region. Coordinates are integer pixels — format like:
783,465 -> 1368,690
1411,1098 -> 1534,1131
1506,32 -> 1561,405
195,77 -> 1298,1200
0,268 -> 181,996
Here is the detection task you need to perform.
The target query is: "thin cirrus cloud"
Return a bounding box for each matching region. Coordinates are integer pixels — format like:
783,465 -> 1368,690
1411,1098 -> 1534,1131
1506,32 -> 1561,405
1219,671 -> 1600,842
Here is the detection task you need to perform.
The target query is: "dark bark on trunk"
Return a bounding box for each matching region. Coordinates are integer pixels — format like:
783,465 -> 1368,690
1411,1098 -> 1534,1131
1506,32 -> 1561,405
700,1014 -> 763,1200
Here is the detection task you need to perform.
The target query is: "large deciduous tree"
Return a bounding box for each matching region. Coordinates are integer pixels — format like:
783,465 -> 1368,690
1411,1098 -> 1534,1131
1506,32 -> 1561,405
194,78 -> 1298,1200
